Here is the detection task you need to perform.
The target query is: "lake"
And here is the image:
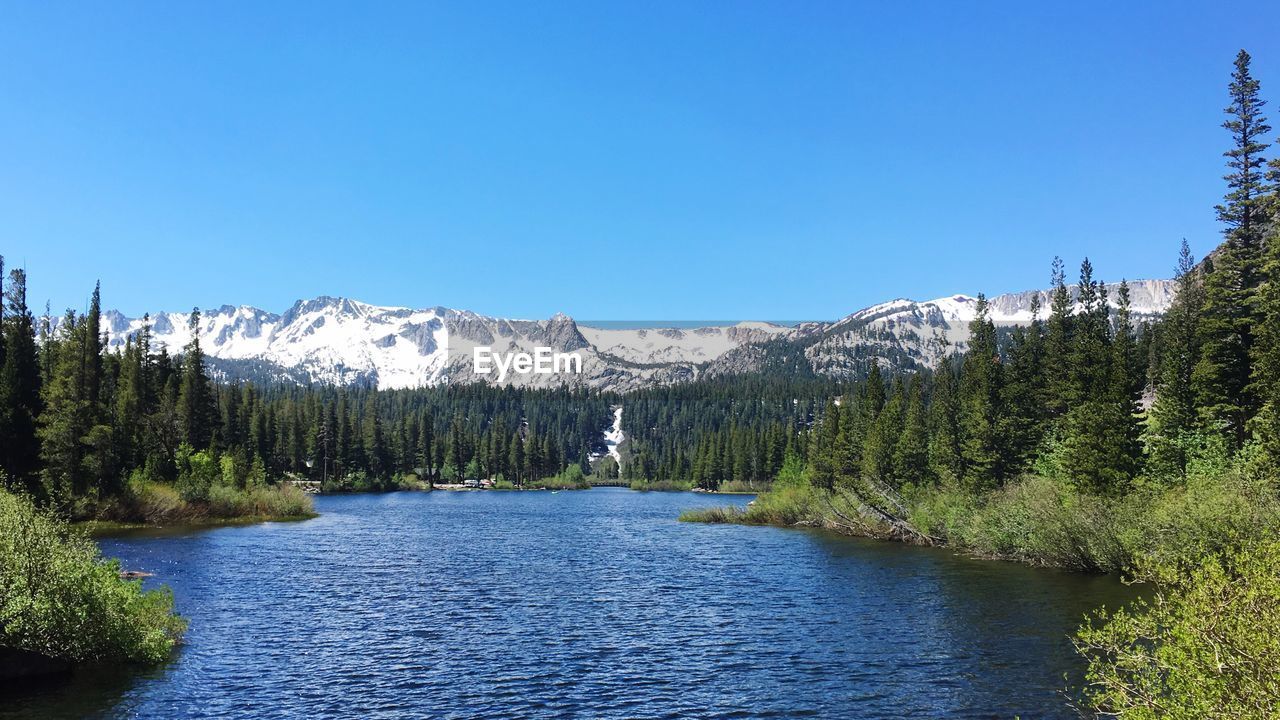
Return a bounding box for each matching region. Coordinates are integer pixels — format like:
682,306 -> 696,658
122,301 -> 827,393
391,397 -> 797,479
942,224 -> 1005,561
3,488 -> 1136,719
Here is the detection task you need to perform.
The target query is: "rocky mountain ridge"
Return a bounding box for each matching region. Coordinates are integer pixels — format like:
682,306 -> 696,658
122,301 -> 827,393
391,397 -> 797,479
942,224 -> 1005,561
93,279 -> 1177,391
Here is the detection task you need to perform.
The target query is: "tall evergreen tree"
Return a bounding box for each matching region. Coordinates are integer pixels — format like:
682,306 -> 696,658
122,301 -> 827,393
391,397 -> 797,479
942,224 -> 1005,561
1195,50 -> 1273,445
1044,257 -> 1074,418
1216,49 -> 1273,248
810,397 -> 841,489
1146,242 -> 1204,478
39,311 -> 93,502
862,378 -> 904,483
893,374 -> 929,486
1107,281 -> 1142,480
178,309 -> 217,449
999,294 -> 1047,472
959,294 -> 1003,489
363,396 -> 389,480
0,265 -> 42,493
927,357 -> 963,485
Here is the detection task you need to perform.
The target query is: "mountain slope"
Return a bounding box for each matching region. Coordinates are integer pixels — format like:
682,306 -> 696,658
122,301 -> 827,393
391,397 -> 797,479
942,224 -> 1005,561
94,279 -> 1177,390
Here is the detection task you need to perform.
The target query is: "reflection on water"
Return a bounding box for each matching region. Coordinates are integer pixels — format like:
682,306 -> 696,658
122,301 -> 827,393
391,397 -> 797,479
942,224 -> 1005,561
2,489 -> 1139,719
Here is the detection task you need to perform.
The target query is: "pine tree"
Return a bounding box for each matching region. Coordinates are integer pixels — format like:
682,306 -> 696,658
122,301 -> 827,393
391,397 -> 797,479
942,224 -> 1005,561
314,401 -> 336,485
1252,222 -> 1280,462
1058,265 -> 1139,494
79,282 -> 117,494
178,309 -> 217,449
1195,50 -> 1273,446
862,361 -> 886,417
363,396 -> 389,481
1216,50 -> 1273,249
418,418 -> 435,483
862,378 -> 904,484
1107,281 -> 1142,482
508,431 -> 524,486
39,310 -> 93,503
1146,242 -> 1205,477
113,336 -> 144,477
0,265 -> 42,493
999,294 -> 1047,472
959,294 -> 1003,490
892,374 -> 929,486
1044,257 -> 1074,418
927,357 -> 963,484
834,407 -> 864,485
83,282 -> 103,412
336,393 -> 352,478
810,398 -> 840,489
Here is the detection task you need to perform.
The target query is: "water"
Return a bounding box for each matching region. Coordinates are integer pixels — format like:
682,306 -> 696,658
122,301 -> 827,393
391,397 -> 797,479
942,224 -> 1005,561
3,489 -> 1136,719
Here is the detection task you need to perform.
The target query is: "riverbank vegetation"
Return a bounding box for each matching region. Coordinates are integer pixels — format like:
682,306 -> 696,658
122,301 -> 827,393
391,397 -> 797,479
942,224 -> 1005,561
684,50 -> 1280,717
1074,540 -> 1280,719
630,479 -> 693,492
0,488 -> 185,666
532,465 -> 593,490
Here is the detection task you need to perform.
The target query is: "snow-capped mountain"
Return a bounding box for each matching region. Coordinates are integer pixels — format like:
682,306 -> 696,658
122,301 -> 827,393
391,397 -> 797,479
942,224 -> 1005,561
96,299 -> 790,391
706,279 -> 1179,379
94,279 -> 1177,391
102,297 -> 448,389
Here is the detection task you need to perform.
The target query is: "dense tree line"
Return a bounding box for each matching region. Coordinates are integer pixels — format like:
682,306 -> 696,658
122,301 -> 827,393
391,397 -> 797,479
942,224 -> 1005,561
619,375 -> 841,488
0,276 -> 615,508
801,262 -> 1148,497
798,49 -> 1280,499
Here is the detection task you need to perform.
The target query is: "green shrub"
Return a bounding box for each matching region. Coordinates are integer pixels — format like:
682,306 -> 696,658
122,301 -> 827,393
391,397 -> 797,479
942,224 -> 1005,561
131,477 -> 185,524
679,506 -> 745,523
902,480 -> 976,540
959,475 -> 1126,571
174,445 -> 218,503
535,465 -> 592,490
1117,450 -> 1280,572
114,466 -> 313,525
716,479 -> 770,494
684,444 -> 1280,576
0,489 -> 186,664
1075,540 -> 1280,718
741,481 -> 821,526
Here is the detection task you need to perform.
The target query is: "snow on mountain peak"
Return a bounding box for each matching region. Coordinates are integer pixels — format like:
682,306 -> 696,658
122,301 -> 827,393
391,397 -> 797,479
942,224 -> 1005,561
89,278 -> 1178,391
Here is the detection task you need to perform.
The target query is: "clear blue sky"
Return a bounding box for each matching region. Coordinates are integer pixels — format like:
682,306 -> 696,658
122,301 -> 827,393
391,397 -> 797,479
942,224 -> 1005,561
2,1 -> 1277,320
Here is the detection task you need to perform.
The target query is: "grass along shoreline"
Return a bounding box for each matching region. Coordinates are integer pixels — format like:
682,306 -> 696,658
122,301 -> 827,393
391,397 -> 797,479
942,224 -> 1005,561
680,455 -> 1280,574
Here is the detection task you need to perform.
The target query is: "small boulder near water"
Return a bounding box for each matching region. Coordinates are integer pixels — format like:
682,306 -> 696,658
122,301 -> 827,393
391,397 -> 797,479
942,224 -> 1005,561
119,570 -> 154,580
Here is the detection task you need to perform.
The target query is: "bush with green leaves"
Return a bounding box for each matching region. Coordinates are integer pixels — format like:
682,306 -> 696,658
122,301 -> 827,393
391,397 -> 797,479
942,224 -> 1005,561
1075,540 -> 1280,719
174,444 -> 218,503
0,489 -> 186,664
957,475 -> 1126,571
535,464 -> 592,490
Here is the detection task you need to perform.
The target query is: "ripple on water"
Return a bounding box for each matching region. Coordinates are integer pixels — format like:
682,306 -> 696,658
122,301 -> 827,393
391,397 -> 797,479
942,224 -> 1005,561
2,489 -> 1139,719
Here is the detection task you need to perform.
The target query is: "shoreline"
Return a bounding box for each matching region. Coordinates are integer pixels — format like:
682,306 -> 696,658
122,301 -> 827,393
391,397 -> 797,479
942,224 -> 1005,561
81,512 -> 318,538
